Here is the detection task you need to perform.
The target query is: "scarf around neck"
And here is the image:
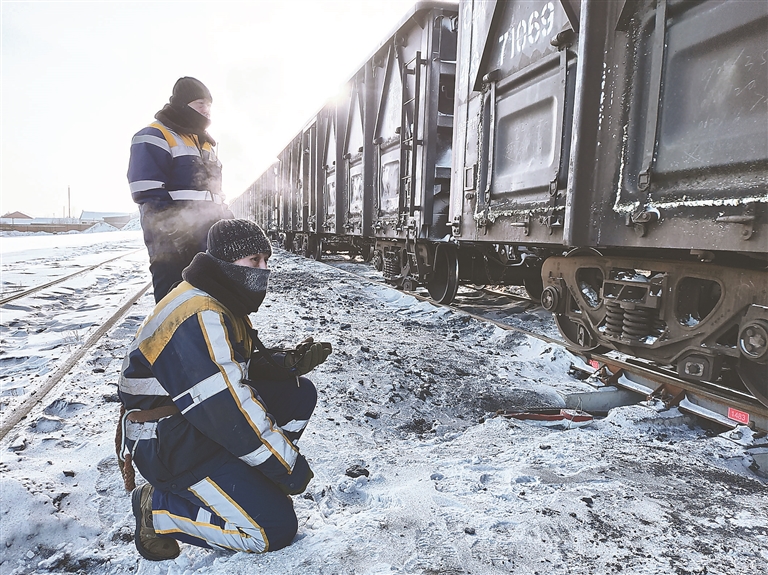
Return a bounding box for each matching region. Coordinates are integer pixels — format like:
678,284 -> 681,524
155,104 -> 216,146
182,253 -> 269,316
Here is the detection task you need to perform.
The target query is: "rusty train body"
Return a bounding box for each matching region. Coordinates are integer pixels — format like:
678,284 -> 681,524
231,0 -> 768,405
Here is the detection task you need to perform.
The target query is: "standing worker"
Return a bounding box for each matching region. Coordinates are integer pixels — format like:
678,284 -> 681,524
118,219 -> 332,560
128,76 -> 233,303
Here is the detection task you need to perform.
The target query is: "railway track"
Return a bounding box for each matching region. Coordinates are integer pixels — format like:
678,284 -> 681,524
0,248 -> 142,306
326,257 -> 768,433
0,242 -> 152,442
0,281 -> 151,442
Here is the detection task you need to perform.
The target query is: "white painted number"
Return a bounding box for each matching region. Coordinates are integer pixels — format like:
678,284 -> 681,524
528,11 -> 541,45
498,2 -> 556,67
516,20 -> 527,53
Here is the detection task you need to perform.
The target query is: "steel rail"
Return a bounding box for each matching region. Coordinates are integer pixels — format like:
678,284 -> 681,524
588,354 -> 768,426
0,281 -> 152,442
0,249 -> 142,306
479,286 -> 536,305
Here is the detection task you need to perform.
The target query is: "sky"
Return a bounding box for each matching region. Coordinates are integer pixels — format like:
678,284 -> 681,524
0,0 -> 428,218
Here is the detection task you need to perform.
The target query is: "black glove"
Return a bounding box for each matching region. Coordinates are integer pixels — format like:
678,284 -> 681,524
277,454 -> 314,495
283,338 -> 332,376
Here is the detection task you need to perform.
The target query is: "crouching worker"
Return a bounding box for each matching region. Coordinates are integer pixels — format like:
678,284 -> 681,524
117,219 -> 331,560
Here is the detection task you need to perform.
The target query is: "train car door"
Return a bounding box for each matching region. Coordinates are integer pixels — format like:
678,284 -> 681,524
344,80 -> 366,236
322,111 -> 339,235
455,0 -> 579,244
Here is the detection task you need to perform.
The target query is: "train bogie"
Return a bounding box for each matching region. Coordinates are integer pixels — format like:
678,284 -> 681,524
541,254 -> 768,401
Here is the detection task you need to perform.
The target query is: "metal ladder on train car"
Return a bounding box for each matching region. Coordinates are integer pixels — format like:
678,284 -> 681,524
398,51 -> 424,288
399,51 -> 423,227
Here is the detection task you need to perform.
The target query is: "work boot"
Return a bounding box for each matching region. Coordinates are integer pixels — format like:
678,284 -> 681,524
131,484 -> 180,561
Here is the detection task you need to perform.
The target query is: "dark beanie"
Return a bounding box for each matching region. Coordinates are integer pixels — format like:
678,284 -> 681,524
207,219 -> 272,262
169,77 -> 212,109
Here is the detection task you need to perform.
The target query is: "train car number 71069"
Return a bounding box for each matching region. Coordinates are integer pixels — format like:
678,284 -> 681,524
497,2 -> 556,66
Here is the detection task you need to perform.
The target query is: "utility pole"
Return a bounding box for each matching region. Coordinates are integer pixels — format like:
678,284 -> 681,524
68,185 -> 71,219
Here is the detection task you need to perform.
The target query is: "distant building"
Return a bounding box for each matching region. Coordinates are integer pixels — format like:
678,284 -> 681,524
1,211 -> 32,219
1,210 -> 139,233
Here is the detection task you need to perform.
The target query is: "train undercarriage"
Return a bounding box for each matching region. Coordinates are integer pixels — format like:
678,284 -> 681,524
283,232 -> 374,263
373,240 -> 768,408
373,239 -> 547,303
540,251 -> 768,407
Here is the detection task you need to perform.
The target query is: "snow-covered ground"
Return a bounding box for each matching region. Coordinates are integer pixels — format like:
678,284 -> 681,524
1,231 -> 767,575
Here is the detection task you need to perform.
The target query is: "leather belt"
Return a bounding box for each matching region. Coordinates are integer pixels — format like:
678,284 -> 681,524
125,405 -> 180,423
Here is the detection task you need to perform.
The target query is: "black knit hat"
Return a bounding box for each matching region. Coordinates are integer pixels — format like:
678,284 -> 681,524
207,219 -> 272,262
169,77 -> 212,109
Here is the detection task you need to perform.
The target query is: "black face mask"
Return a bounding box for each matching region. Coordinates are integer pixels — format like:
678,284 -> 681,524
155,103 -> 215,146
216,259 -> 270,311
182,253 -> 269,315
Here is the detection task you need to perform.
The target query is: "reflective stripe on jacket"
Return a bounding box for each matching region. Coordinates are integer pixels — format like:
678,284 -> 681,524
127,121 -> 223,204
118,282 -> 302,492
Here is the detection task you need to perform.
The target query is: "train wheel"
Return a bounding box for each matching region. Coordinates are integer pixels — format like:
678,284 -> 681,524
523,275 -> 544,303
362,244 -> 374,263
553,314 -> 607,354
311,238 -> 323,261
737,359 -> 768,407
427,243 -> 459,304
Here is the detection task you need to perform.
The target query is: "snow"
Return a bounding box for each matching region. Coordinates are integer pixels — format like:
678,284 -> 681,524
1,232 -> 768,575
121,218 -> 142,232
83,222 -> 119,234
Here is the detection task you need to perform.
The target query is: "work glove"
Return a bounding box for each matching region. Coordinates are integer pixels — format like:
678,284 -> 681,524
283,337 -> 332,376
277,453 -> 314,495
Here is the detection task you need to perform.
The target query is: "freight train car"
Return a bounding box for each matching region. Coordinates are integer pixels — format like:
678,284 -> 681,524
368,2 -> 458,290
247,162 -> 279,238
231,1 -> 460,271
436,0 -> 581,304
232,0 -> 767,406
449,0 -> 767,403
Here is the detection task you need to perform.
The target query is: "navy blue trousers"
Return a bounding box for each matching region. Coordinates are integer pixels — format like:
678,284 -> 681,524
151,376 -> 317,553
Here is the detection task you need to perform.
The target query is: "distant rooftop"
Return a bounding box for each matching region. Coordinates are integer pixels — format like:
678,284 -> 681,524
79,211 -> 133,220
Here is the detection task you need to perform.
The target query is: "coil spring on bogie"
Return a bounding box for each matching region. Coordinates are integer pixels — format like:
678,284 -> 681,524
623,307 -> 654,340
604,302 -> 624,337
383,251 -> 400,279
